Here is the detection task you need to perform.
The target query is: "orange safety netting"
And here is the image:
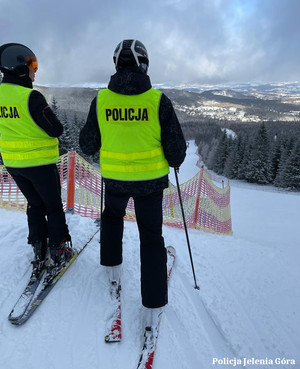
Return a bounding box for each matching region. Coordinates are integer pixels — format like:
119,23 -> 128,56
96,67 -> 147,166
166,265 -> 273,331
0,151 -> 232,235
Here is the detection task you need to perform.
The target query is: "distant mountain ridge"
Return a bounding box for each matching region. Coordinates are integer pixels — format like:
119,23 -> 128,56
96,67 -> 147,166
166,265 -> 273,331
154,81 -> 300,95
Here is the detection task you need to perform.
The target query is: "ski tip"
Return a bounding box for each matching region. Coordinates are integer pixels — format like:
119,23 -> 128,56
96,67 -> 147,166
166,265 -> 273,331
8,314 -> 22,322
9,319 -> 24,326
166,245 -> 176,256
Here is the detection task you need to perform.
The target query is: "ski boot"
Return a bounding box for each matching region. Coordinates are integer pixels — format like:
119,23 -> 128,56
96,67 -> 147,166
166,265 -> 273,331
30,240 -> 48,283
104,265 -> 122,342
142,306 -> 164,349
106,265 -> 122,298
44,240 -> 74,284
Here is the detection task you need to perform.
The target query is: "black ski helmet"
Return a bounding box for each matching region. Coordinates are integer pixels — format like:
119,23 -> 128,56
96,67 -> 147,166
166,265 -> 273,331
0,43 -> 38,77
113,39 -> 149,73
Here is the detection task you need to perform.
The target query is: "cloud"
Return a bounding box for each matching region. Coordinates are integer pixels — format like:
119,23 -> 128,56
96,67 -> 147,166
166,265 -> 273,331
0,0 -> 299,85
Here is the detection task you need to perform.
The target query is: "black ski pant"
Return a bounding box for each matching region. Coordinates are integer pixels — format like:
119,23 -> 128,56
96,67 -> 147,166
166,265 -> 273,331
100,189 -> 168,308
6,164 -> 70,248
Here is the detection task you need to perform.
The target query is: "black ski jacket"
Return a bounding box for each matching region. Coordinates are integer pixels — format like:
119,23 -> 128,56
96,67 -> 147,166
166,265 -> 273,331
79,67 -> 186,194
1,74 -> 63,138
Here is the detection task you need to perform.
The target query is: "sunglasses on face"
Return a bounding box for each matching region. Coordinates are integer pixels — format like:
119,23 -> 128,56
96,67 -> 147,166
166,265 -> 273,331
25,56 -> 38,72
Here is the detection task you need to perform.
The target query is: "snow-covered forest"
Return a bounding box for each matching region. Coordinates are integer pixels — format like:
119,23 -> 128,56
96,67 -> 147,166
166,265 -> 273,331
194,120 -> 300,190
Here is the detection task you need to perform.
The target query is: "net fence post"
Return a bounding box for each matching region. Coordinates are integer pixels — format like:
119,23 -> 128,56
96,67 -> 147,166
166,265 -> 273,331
66,151 -> 76,214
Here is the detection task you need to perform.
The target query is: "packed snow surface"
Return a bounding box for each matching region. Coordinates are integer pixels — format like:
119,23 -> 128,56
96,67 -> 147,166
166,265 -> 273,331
0,142 -> 299,369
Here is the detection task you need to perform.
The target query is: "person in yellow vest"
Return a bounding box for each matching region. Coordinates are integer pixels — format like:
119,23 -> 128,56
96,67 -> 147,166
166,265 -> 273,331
80,40 -> 186,335
0,43 -> 73,281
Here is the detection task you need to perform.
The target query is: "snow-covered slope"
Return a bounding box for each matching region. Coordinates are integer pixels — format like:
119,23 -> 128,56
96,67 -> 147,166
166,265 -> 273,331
0,142 -> 299,369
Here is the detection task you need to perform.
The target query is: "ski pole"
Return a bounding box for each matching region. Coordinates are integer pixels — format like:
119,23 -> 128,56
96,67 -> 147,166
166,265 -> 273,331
174,168 -> 200,290
100,176 -> 104,264
100,176 -> 104,219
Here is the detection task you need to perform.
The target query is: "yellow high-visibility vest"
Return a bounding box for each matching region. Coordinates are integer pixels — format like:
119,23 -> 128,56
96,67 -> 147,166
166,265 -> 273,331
0,83 -> 59,167
97,88 -> 169,181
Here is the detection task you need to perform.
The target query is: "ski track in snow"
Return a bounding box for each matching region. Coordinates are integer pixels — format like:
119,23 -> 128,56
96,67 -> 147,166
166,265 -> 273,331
0,141 -> 299,369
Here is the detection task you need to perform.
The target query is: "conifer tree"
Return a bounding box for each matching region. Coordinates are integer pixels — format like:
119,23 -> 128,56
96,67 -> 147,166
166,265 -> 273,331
59,112 -> 72,155
225,134 -> 245,179
200,143 -> 211,165
223,136 -> 236,178
50,96 -> 59,117
286,139 -> 300,190
245,123 -> 271,184
275,139 -> 300,189
274,137 -> 296,187
212,130 -> 229,175
269,137 -> 283,182
205,137 -> 219,169
239,140 -> 253,181
70,113 -> 81,154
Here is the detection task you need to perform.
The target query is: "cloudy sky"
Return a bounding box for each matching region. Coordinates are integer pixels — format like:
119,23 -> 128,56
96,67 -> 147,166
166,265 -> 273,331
0,0 -> 299,86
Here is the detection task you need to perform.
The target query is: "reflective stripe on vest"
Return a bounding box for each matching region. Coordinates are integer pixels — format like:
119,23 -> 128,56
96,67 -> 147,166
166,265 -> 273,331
0,83 -> 59,167
97,88 -> 169,181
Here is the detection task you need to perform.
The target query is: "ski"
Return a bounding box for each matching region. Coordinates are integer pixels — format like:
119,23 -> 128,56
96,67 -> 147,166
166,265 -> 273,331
8,264 -> 47,322
10,251 -> 79,325
104,282 -> 122,342
10,229 -> 99,326
137,246 -> 176,369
